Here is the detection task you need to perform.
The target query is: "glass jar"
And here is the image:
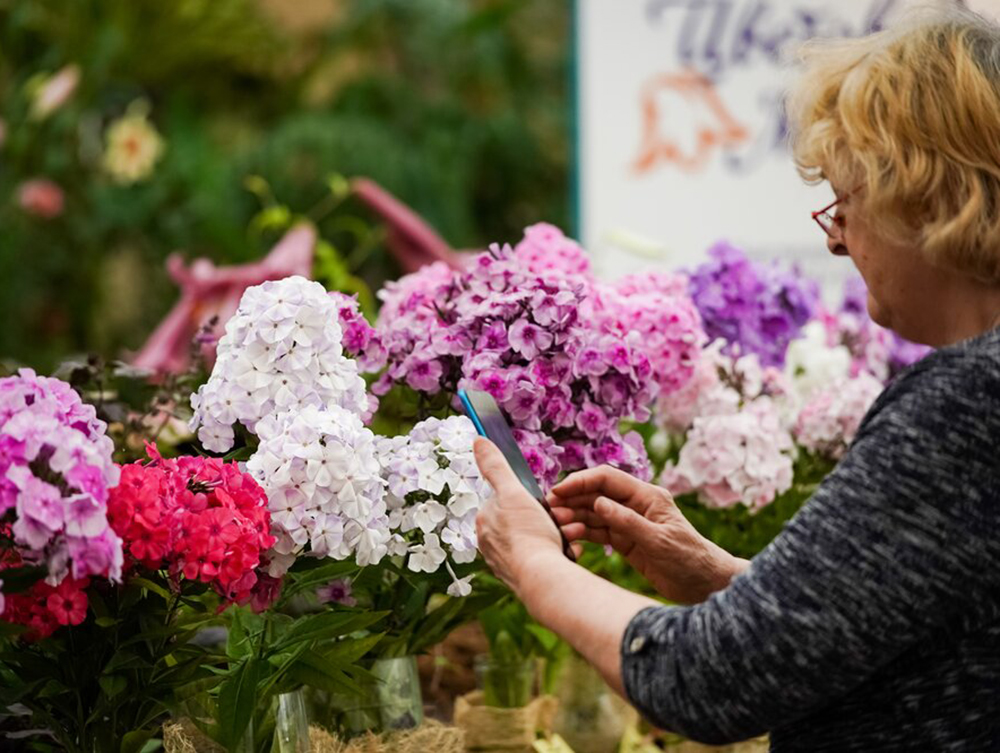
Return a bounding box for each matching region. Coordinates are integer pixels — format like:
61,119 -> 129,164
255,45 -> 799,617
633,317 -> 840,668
273,689 -> 311,753
313,655 -> 424,738
474,655 -> 536,708
552,652 -> 632,753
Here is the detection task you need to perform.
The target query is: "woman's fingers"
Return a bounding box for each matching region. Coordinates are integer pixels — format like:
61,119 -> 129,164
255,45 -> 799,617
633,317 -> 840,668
550,506 -> 576,525
593,496 -> 653,541
551,465 -> 645,500
560,521 -> 611,545
547,491 -> 602,509
549,487 -> 660,519
551,505 -> 608,528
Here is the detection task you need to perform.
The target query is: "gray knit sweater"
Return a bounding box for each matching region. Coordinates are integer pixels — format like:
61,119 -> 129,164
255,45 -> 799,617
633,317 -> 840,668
621,327 -> 1000,750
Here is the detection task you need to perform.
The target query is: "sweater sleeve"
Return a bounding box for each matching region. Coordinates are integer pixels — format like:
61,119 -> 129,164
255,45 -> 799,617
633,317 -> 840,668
620,363 -> 1000,744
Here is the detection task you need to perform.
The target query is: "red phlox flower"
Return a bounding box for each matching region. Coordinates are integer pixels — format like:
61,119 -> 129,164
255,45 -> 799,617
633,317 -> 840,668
101,448 -> 274,605
45,577 -> 90,625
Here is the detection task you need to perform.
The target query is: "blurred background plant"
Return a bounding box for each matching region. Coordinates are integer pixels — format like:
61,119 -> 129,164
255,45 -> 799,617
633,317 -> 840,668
0,0 -> 572,371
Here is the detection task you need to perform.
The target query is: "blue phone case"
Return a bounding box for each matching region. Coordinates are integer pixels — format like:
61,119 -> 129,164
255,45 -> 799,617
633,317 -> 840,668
458,388 -> 576,561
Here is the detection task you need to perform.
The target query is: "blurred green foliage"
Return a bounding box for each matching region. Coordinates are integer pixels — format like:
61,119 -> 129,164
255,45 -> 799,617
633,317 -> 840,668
0,0 -> 571,370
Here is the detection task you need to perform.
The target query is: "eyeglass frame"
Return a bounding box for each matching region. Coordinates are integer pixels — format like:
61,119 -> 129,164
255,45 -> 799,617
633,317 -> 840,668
812,185 -> 861,242
812,196 -> 847,241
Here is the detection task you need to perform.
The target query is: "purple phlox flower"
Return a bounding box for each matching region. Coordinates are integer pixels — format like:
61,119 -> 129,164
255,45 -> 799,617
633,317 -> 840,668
403,356 -> 444,393
503,381 -> 544,423
476,321 -> 509,352
575,400 -> 611,439
508,318 -> 554,359
316,578 -> 357,607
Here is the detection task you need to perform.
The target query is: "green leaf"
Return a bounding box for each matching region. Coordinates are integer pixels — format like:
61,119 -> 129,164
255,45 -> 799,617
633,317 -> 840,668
317,632 -> 383,668
217,657 -> 261,750
104,650 -> 151,673
272,610 -> 385,653
121,729 -> 155,753
226,608 -> 253,660
0,564 -> 48,593
98,674 -> 127,699
285,650 -> 360,696
222,445 -> 255,462
88,589 -> 112,621
130,576 -> 173,602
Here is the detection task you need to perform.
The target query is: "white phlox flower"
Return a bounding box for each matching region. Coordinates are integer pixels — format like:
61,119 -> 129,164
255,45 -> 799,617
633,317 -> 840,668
376,416 -> 491,574
190,276 -> 369,453
246,404 -> 388,574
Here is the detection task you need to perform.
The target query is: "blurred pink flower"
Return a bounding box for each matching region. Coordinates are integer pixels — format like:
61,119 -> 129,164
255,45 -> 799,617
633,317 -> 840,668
17,179 -> 64,219
30,64 -> 81,120
132,223 -> 316,374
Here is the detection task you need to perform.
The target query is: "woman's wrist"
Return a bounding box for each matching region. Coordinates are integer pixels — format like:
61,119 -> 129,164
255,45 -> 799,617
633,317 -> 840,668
510,546 -> 574,606
698,540 -> 746,587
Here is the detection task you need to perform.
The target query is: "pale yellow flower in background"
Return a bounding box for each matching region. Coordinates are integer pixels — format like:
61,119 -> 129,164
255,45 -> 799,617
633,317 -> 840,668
103,104 -> 165,184
30,64 -> 81,120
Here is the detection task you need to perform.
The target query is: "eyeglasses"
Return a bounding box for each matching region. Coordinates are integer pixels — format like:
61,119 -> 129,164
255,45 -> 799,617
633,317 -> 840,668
811,195 -> 847,242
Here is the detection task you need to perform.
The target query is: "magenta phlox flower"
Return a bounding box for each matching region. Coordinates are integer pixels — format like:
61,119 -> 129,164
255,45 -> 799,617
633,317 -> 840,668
0,370 -> 122,583
511,429 -> 564,488
508,318 -> 554,359
403,356 -> 444,392
316,577 -> 356,607
504,381 -> 544,425
575,400 -> 610,439
373,227 -> 700,481
475,322 -> 509,352
330,291 -> 387,373
469,370 -> 513,403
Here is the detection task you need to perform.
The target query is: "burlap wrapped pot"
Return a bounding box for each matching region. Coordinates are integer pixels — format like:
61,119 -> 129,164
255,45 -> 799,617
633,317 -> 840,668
453,690 -> 559,753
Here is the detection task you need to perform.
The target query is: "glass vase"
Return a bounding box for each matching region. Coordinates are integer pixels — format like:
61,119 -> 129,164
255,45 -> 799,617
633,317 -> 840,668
312,655 -> 424,738
273,689 -> 311,753
474,655 -> 536,708
552,652 -> 632,753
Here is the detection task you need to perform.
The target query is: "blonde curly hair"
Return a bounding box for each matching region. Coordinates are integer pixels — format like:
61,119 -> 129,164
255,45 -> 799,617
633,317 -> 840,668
787,6 -> 1000,282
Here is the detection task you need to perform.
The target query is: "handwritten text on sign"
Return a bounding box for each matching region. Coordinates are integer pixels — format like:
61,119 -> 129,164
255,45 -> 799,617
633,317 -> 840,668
576,0 -> 916,281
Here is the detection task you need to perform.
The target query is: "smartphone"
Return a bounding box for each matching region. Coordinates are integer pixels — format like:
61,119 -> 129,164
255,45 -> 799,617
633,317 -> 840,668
458,388 -> 576,561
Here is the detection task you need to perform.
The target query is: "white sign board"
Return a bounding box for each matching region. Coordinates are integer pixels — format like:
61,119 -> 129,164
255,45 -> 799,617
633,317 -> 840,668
574,0 -> 989,286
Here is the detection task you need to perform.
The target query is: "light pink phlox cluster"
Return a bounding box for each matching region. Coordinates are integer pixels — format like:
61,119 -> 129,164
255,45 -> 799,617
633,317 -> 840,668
794,373 -> 883,459
661,397 -> 794,512
585,275 -> 705,397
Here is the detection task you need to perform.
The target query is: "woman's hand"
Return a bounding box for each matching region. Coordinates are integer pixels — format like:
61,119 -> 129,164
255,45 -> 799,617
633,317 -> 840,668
474,439 -> 568,597
549,466 -> 748,604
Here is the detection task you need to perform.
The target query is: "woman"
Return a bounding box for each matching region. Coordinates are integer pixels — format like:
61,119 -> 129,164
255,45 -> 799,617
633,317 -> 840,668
474,8 -> 1000,750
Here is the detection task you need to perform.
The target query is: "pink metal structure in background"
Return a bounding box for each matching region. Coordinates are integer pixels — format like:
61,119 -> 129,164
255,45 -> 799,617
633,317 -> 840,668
133,179 -> 465,374
132,224 -> 316,374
